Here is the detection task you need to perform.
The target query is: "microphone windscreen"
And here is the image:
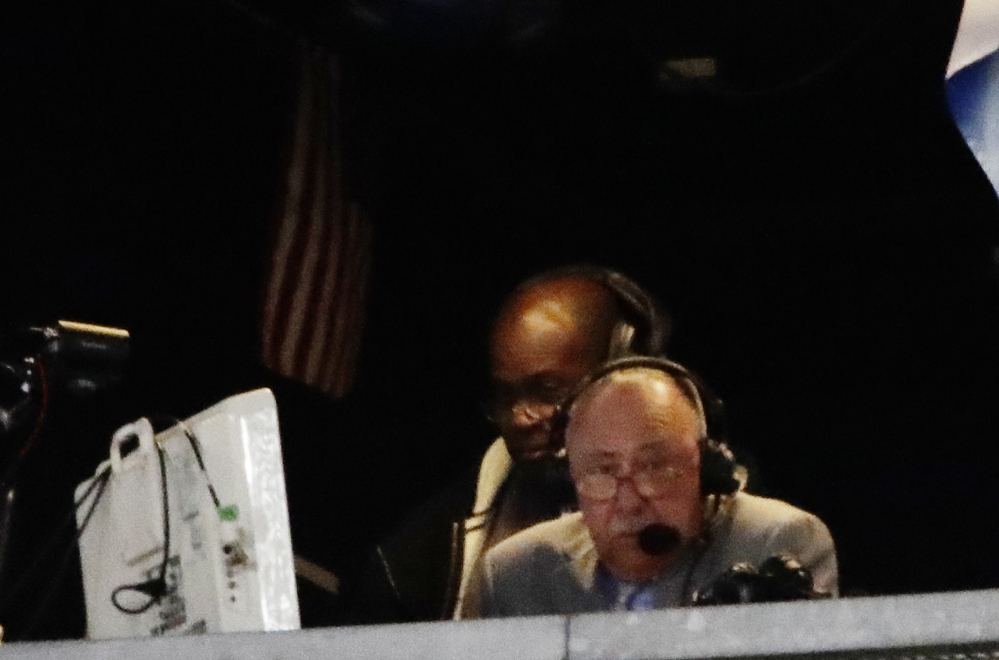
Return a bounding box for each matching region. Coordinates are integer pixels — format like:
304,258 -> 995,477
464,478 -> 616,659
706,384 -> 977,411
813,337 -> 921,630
638,524 -> 681,556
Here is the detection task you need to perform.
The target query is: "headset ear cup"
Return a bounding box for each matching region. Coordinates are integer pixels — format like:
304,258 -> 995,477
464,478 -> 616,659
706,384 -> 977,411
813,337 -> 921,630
607,322 -> 636,359
700,438 -> 741,496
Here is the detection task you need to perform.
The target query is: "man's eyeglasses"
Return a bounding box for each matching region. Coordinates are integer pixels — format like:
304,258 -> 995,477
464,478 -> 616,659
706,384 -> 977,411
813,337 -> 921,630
572,458 -> 696,501
483,378 -> 575,425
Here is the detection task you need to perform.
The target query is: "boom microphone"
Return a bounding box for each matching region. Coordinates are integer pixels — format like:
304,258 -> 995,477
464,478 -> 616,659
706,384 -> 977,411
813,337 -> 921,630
638,524 -> 681,555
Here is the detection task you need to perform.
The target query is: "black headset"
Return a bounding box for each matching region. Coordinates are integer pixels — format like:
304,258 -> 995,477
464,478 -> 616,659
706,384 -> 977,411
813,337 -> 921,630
550,355 -> 743,497
510,265 -> 671,359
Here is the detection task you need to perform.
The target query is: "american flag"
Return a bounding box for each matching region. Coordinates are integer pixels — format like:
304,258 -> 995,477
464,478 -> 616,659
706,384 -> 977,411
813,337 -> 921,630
261,43 -> 372,398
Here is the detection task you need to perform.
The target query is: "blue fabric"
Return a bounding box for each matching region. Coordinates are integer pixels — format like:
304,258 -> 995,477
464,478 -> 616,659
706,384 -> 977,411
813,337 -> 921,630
595,566 -> 659,611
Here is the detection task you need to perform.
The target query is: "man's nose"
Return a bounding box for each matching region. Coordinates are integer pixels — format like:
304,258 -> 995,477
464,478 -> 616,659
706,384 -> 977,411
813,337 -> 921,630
613,475 -> 646,511
510,400 -> 554,427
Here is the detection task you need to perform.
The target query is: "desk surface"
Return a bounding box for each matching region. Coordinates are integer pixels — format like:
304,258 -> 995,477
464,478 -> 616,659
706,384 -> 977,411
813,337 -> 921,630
4,589 -> 999,660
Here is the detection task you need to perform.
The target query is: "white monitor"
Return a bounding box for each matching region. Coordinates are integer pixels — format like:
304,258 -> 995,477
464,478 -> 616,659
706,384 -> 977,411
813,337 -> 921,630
75,388 -> 300,639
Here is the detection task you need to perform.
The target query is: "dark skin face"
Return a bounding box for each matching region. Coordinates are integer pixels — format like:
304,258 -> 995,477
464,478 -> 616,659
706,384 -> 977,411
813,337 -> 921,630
488,278 -> 616,462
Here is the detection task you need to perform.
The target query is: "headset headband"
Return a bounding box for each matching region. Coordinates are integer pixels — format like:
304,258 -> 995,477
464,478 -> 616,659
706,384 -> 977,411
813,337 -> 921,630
553,355 -> 707,438
511,265 -> 671,357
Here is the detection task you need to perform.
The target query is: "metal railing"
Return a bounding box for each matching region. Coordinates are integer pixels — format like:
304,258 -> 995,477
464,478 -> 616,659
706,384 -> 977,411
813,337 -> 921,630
4,589 -> 999,660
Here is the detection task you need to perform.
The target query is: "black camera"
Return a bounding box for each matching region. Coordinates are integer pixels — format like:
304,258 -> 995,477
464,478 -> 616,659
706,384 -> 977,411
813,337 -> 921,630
0,321 -> 129,437
692,554 -> 830,605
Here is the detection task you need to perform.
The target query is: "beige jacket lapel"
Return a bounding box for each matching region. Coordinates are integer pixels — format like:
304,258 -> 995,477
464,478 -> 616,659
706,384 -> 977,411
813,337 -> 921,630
453,438 -> 512,619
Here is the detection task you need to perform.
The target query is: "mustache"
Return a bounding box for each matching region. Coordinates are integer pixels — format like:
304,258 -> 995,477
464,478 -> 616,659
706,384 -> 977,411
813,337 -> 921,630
608,516 -> 661,536
606,518 -> 685,555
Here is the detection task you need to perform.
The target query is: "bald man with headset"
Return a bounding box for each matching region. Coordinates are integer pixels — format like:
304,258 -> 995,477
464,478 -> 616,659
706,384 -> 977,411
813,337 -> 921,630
479,357 -> 837,616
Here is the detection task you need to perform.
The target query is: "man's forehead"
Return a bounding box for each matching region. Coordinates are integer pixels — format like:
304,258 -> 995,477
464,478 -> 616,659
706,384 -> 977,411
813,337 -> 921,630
492,278 -> 614,344
576,440 -> 682,460
569,420 -> 696,454
492,302 -> 580,358
489,318 -> 591,382
566,371 -> 703,451
490,284 -> 609,381
493,284 -> 586,341
572,370 -> 686,416
518,300 -> 575,334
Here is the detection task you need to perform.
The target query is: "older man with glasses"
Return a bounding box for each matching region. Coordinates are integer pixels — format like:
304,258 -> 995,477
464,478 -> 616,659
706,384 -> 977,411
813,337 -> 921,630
353,267 -> 670,622
478,358 -> 837,616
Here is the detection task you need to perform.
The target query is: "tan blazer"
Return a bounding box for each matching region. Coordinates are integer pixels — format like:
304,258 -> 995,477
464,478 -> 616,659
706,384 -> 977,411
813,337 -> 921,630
480,492 -> 838,617
452,438 -> 513,619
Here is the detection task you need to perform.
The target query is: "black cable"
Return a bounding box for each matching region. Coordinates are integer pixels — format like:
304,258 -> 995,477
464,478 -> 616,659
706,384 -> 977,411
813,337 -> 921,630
6,416 -> 190,630
149,415 -> 221,510
1,409 -> 208,632
9,412 -> 227,624
12,466 -> 112,641
176,421 -> 221,510
110,444 -> 171,615
440,523 -> 462,619
0,463 -> 112,615
0,356 -> 49,497
680,535 -> 711,607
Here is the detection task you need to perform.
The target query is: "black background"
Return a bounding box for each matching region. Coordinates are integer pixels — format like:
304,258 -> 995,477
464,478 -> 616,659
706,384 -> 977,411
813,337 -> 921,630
1,0 -> 998,639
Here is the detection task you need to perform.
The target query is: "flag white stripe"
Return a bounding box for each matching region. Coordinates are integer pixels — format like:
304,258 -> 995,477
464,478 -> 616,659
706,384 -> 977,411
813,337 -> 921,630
262,46 -> 316,361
